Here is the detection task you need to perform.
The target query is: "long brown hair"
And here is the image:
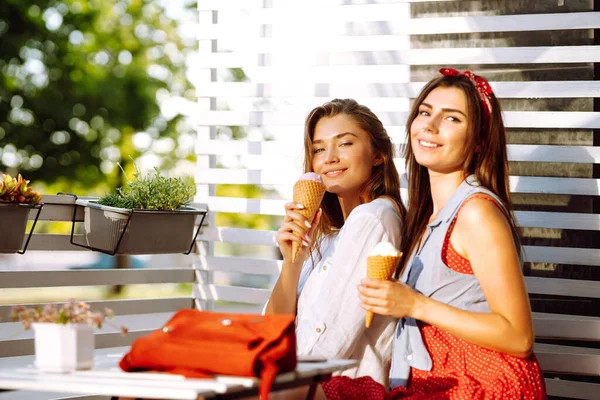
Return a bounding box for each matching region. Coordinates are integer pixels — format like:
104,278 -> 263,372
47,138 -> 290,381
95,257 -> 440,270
396,74 -> 516,277
303,98 -> 406,262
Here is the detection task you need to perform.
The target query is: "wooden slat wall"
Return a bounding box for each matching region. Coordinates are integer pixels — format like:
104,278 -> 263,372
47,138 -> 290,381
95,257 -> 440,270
196,0 -> 600,396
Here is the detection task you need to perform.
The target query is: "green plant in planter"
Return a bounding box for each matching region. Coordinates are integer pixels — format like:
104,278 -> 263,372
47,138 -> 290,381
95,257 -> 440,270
97,168 -> 196,211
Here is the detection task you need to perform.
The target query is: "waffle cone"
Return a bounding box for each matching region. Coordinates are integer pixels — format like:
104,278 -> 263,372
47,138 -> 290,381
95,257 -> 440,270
365,254 -> 401,328
291,179 -> 326,262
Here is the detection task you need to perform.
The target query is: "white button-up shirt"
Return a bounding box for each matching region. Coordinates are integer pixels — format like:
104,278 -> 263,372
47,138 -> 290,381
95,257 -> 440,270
295,197 -> 402,387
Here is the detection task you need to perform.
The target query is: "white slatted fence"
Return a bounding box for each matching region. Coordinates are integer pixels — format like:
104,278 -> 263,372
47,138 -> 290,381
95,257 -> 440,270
195,1 -> 600,398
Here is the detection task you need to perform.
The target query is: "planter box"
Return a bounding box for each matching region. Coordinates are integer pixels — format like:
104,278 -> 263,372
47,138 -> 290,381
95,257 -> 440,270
75,199 -> 206,255
0,202 -> 37,253
32,323 -> 94,373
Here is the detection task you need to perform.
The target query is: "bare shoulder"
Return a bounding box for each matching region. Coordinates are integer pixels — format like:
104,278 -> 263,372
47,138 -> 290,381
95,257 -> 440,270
452,195 -> 518,266
454,196 -> 511,238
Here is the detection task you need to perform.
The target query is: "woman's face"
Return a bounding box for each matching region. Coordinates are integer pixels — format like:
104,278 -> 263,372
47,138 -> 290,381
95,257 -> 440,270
311,114 -> 380,198
410,86 -> 470,174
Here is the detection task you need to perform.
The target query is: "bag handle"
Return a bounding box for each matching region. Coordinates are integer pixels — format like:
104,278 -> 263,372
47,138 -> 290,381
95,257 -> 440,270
258,359 -> 278,400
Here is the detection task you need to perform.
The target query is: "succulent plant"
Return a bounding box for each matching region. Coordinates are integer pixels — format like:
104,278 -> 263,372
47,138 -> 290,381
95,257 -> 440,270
0,173 -> 42,204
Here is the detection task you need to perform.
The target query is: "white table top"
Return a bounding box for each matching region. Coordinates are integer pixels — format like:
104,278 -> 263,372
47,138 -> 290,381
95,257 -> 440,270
0,347 -> 358,399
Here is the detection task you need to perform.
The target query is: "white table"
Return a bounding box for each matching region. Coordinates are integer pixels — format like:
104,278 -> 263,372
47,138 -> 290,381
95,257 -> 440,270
0,347 -> 357,399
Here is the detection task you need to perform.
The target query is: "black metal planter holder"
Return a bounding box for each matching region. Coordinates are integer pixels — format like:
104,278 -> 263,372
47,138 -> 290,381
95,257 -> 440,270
17,202 -> 44,255
60,193 -> 207,256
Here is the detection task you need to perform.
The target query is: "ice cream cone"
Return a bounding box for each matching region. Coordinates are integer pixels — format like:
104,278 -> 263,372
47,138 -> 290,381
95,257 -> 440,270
291,179 -> 326,262
365,254 -> 401,328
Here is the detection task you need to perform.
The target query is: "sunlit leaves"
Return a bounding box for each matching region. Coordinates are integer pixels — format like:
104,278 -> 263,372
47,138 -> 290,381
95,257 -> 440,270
0,0 -> 195,190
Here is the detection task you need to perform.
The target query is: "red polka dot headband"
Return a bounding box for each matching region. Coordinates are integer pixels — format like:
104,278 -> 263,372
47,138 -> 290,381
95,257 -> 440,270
439,68 -> 493,119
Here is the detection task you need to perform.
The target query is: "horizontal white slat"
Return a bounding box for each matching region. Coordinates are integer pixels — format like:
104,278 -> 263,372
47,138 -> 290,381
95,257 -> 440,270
0,390 -> 105,400
197,169 -> 600,196
198,140 -> 600,164
533,312 -> 600,341
198,255 -> 280,275
205,197 -> 287,216
197,168 -> 298,185
199,228 -> 600,266
509,176 -> 600,196
203,197 -> 600,231
0,269 -> 195,289
0,298 -> 192,319
209,97 -> 413,113
34,194 -> 78,205
196,278 -> 600,305
194,284 -> 271,305
198,227 -> 278,247
544,379 -> 600,400
25,234 -> 89,251
193,111 -> 600,129
195,81 -> 600,99
515,212 -> 600,231
508,145 -> 600,163
525,277 -> 600,298
523,246 -> 600,267
200,0 -> 494,12
535,342 -> 600,376
199,12 -> 600,38
27,205 -> 84,222
224,148 -> 600,167
197,46 -> 600,68
200,252 -> 600,282
207,5 -> 599,31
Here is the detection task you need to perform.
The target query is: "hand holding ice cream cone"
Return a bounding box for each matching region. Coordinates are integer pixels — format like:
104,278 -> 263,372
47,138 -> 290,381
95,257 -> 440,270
290,172 -> 326,262
365,242 -> 402,328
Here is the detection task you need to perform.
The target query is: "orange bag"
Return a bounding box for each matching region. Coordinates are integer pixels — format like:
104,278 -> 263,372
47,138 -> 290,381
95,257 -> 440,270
119,309 -> 297,399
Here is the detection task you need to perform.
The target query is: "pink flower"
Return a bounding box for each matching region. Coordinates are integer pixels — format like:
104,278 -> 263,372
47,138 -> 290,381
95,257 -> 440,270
9,301 -> 128,334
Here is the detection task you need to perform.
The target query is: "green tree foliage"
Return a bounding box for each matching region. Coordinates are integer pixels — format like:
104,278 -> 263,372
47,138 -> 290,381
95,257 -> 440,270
0,0 -> 195,191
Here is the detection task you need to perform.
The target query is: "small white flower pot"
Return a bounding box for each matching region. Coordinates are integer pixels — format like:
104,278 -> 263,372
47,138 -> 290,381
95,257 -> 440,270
32,323 -> 94,373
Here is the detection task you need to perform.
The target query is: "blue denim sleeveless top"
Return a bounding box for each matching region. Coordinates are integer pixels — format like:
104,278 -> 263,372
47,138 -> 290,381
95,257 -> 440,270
389,175 -> 521,389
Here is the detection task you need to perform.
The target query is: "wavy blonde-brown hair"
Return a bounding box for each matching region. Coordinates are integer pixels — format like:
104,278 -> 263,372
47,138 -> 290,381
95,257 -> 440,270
302,98 -> 406,263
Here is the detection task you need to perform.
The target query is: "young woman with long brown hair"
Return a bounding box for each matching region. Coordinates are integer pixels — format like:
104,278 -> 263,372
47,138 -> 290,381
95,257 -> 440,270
265,98 -> 406,388
323,70 -> 547,399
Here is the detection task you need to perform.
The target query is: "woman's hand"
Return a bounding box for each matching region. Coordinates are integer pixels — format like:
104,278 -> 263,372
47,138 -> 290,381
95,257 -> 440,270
358,278 -> 425,320
276,202 -> 321,264
266,204 -> 321,315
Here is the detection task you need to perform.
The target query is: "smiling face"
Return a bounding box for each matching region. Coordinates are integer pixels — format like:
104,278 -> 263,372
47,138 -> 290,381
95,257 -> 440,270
410,86 -> 471,174
311,113 -> 380,199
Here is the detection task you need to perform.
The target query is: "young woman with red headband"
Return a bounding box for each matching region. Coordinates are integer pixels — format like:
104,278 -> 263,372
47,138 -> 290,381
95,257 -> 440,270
321,69 -> 547,399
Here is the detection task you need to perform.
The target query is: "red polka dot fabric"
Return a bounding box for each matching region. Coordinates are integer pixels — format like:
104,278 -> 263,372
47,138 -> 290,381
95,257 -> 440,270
322,196 -> 547,399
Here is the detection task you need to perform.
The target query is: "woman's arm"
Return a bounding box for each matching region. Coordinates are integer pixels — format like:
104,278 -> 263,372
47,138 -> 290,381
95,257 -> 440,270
265,259 -> 305,315
359,198 -> 533,358
298,203 -> 402,359
264,204 -> 320,315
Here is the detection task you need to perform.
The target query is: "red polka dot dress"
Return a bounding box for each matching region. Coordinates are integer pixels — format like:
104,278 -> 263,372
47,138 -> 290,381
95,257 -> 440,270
322,196 -> 547,400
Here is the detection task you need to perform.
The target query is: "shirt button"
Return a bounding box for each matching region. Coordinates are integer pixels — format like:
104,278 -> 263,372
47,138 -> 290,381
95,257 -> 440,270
406,354 -> 413,361
322,265 -> 327,271
316,328 -> 322,333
